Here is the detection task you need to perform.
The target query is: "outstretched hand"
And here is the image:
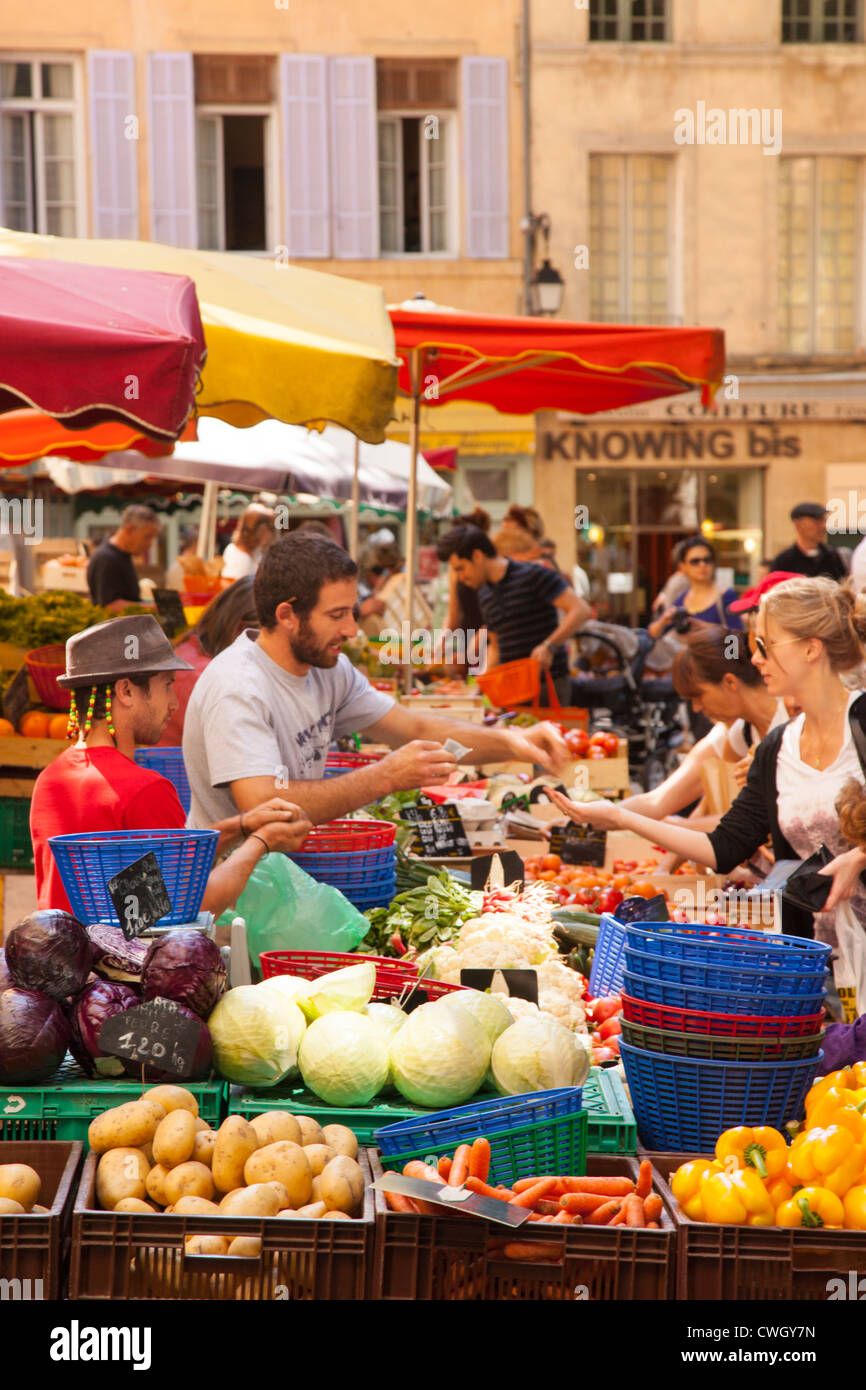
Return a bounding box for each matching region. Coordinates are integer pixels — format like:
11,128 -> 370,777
549,788 -> 624,831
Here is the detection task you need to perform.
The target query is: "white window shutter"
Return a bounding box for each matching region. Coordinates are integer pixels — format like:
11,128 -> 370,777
147,52 -> 197,247
329,56 -> 378,259
88,51 -> 139,240
280,55 -> 330,258
462,57 -> 509,259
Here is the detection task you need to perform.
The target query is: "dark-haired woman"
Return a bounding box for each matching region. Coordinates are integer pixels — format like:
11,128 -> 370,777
157,578 -> 258,747
648,536 -> 743,640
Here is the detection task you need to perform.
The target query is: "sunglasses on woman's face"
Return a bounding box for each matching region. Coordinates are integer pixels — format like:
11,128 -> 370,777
753,635 -> 802,660
685,555 -> 713,566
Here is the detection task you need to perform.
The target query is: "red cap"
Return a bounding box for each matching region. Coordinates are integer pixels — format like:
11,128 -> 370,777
728,571 -> 802,613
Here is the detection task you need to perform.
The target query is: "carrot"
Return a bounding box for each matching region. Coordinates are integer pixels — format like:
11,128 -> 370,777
513,1176 -> 552,1194
587,1199 -> 622,1225
437,1156 -> 452,1181
559,1192 -> 612,1215
465,1177 -> 512,1202
502,1242 -> 560,1262
556,1177 -> 635,1197
551,1210 -> 574,1224
509,1178 -> 558,1209
534,1199 -> 563,1216
536,1214 -> 555,1223
636,1160 -> 653,1199
448,1144 -> 472,1187
623,1194 -> 646,1228
403,1160 -> 443,1185
608,1206 -> 627,1226
469,1138 -> 491,1183
643,1194 -> 663,1223
382,1182 -> 419,1214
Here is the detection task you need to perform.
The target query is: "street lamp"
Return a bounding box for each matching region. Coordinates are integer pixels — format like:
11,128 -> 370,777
523,212 -> 565,316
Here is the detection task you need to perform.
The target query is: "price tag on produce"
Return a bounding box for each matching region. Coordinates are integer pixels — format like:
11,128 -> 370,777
549,823 -> 607,867
106,852 -> 172,939
402,803 -> 472,858
470,851 -> 525,891
460,967 -> 539,1006
98,998 -> 202,1078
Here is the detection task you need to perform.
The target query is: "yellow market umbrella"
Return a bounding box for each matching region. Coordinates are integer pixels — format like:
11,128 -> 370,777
0,228 -> 398,444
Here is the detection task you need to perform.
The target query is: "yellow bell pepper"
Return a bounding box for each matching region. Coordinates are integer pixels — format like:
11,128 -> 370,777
807,1087 -> 866,1136
851,1063 -> 866,1089
789,1125 -> 865,1198
715,1126 -> 788,1180
766,1174 -> 798,1207
670,1158 -> 722,1220
700,1169 -> 776,1226
843,1184 -> 866,1230
806,1070 -> 855,1112
775,1187 -> 844,1228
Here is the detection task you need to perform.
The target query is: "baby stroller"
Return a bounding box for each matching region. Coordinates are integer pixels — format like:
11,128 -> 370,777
569,622 -> 685,790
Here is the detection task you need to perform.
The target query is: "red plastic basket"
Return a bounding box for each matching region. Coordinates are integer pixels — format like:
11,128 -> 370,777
296,819 -> 396,853
25,644 -> 70,710
324,751 -> 386,772
259,949 -> 466,1002
621,992 -> 825,1039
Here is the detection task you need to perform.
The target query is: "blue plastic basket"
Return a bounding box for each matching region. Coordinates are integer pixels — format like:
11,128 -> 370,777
623,922 -> 831,974
344,885 -> 396,910
622,968 -> 825,1019
49,828 -> 218,927
620,1039 -> 822,1150
291,846 -> 395,873
133,747 -> 191,814
375,1086 -> 585,1159
588,912 -> 627,997
622,943 -> 827,997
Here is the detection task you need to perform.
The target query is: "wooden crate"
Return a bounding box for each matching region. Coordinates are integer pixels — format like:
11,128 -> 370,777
0,735 -> 65,796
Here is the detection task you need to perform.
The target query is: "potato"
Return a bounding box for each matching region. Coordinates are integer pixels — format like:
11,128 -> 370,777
0,1163 -> 40,1212
302,1144 -> 333,1178
31,1204 -> 50,1215
212,1117 -> 259,1195
145,1085 -> 199,1118
318,1156 -> 365,1216
321,1210 -> 352,1220
153,1110 -> 197,1168
96,1148 -> 150,1210
228,1236 -> 262,1257
0,1198 -> 25,1214
311,1176 -> 324,1203
145,1164 -> 171,1207
163,1162 -> 215,1205
295,1115 -> 326,1147
294,1201 -> 326,1218
185,1234 -> 229,1256
219,1184 -> 281,1217
138,1142 -> 154,1166
193,1130 -> 217,1168
137,1099 -> 167,1125
322,1124 -> 358,1160
250,1111 -> 302,1147
114,1197 -> 159,1214
243,1142 -> 311,1208
194,1117 -> 210,1133
172,1196 -> 221,1215
88,1101 -> 161,1154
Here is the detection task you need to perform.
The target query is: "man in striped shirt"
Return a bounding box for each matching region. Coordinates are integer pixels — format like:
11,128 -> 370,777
437,525 -> 590,703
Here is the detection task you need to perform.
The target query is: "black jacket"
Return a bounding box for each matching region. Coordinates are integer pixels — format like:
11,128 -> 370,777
707,692 -> 866,937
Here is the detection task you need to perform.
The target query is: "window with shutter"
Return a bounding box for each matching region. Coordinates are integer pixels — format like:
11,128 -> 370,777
87,51 -> 138,240
462,57 -> 509,260
0,57 -> 80,235
147,52 -> 197,247
330,56 -> 378,259
280,55 -> 330,258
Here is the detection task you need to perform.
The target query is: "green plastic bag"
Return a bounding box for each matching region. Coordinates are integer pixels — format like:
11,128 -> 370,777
218,853 -> 371,980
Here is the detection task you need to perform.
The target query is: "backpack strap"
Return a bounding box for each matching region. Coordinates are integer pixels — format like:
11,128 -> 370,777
849,695 -> 866,781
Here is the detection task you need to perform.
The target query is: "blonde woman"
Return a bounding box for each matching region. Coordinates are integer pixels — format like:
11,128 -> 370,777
551,577 -> 866,942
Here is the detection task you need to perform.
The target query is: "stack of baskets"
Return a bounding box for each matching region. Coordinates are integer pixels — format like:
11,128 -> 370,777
616,920 -> 829,1150
323,750 -> 385,779
289,820 -> 397,910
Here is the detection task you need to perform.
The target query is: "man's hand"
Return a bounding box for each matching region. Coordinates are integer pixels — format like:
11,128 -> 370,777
242,797 -> 306,834
255,814 -> 314,854
504,721 -> 569,773
820,847 -> 866,912
380,740 -> 458,792
530,642 -> 553,671
549,787 -> 624,830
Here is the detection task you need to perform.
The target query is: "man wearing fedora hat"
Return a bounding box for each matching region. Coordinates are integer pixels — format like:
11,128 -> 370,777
771,502 -> 847,582
30,615 -> 311,916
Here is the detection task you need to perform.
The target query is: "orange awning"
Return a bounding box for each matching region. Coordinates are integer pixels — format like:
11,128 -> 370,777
0,410 -> 197,467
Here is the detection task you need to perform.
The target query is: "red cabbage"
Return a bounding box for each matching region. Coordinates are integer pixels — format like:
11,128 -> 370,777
0,948 -> 12,993
69,980 -> 140,1078
120,1003 -> 214,1082
140,931 -> 227,1018
6,910 -> 92,1001
0,986 -> 71,1084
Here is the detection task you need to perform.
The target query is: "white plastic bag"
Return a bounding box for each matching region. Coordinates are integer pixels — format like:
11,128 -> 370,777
832,901 -> 866,1021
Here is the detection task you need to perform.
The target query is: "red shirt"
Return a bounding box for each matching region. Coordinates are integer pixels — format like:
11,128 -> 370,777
30,746 -> 187,914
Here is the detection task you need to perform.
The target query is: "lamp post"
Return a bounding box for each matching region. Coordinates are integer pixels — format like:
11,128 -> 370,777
522,212 -> 565,316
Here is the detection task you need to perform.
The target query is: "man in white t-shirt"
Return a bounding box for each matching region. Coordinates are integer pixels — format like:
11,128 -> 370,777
183,533 -> 568,827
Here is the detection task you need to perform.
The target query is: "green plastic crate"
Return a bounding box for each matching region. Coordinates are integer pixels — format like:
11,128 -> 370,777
388,1110 -> 589,1188
582,1067 -> 637,1154
228,1083 -> 433,1145
0,796 -> 33,868
0,1056 -> 227,1141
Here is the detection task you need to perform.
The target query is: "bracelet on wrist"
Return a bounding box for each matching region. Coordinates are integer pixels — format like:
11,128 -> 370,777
251,832 -> 269,853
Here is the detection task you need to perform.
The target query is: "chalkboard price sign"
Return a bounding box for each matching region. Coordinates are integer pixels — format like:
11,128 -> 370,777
153,588 -> 188,640
549,823 -> 608,867
3,665 -> 31,731
402,803 -> 472,858
98,998 -> 203,1079
106,852 -> 173,939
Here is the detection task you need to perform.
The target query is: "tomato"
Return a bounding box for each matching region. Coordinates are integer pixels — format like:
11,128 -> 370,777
631,881 -> 658,899
601,733 -> 619,756
575,887 -> 597,906
588,746 -> 607,760
602,1035 -> 621,1056
541,854 -> 561,872
597,887 -> 625,914
591,1045 -> 618,1064
566,730 -> 590,758
598,1016 -> 622,1040
556,886 -> 572,904
538,870 -> 557,881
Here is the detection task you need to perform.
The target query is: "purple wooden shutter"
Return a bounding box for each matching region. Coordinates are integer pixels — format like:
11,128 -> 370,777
147,52 -> 197,247
280,55 -> 330,258
88,51 -> 139,239
462,57 -> 509,259
329,56 -> 378,259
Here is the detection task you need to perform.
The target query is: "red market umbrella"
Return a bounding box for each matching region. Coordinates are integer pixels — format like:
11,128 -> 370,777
0,257 -> 206,441
0,409 -> 197,466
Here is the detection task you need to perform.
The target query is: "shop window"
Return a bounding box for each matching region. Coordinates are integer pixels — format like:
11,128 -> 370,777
0,58 -> 79,236
589,0 -> 670,41
781,0 -> 862,42
590,154 -> 674,324
463,467 -> 511,504
778,156 -> 861,354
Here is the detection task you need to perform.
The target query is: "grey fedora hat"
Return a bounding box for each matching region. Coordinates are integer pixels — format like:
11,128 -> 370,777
56,615 -> 195,689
